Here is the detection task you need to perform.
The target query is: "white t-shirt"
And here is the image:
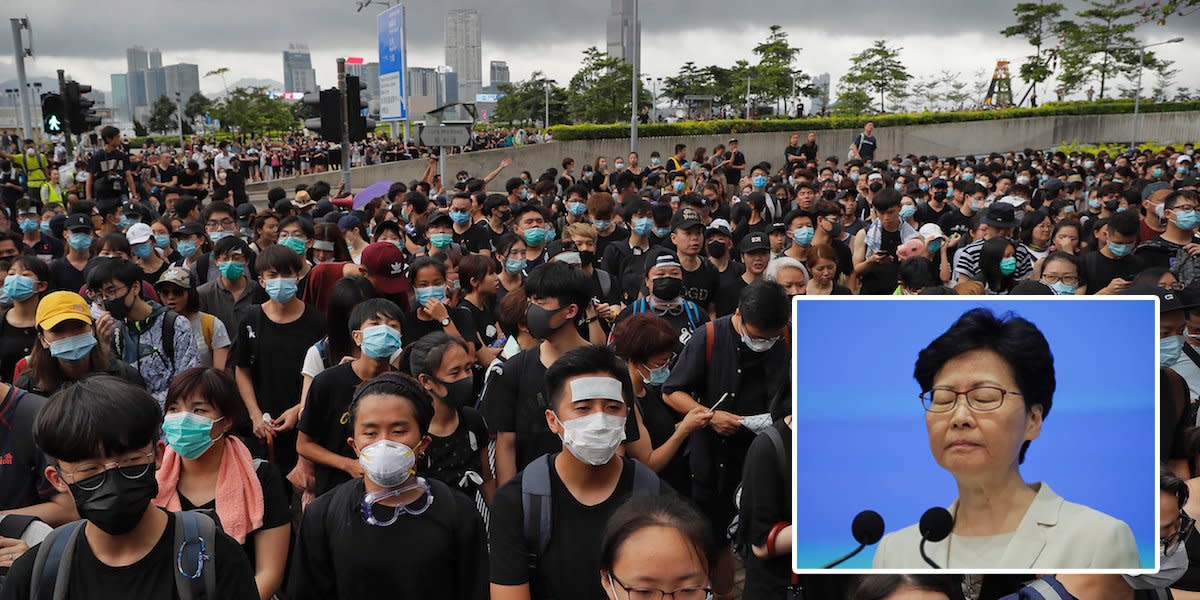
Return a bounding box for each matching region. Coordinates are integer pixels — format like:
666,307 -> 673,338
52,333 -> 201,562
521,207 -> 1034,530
190,312 -> 231,368
301,342 -> 327,379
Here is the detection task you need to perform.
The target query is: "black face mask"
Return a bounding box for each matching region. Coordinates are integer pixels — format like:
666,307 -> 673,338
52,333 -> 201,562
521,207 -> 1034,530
436,375 -> 475,409
821,190 -> 837,201
933,191 -> 947,202
526,304 -> 567,340
651,277 -> 684,301
869,182 -> 884,194
68,463 -> 159,535
707,240 -> 728,259
828,222 -> 844,238
103,289 -> 133,321
578,250 -> 595,267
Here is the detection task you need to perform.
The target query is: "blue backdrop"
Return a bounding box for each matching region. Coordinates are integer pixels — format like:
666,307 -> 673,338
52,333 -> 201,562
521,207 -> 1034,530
791,298 -> 1158,570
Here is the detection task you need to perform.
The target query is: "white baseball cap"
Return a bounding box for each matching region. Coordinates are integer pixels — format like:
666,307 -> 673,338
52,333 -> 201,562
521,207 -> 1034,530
918,223 -> 946,242
125,223 -> 152,245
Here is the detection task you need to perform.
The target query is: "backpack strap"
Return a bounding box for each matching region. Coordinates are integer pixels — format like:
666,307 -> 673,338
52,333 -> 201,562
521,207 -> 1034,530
174,511 -> 216,600
763,425 -> 789,480
30,520 -> 86,600
597,269 -> 611,300
160,310 -> 177,372
633,299 -> 645,315
520,453 -> 554,567
704,321 -> 715,366
683,301 -> 700,331
316,338 -> 332,369
199,313 -> 215,350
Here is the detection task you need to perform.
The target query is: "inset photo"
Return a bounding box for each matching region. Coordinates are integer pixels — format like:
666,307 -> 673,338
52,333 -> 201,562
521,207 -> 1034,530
790,296 -> 1159,574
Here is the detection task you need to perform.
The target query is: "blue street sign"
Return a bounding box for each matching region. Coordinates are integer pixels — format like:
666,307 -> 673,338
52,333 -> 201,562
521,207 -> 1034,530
378,4 -> 407,121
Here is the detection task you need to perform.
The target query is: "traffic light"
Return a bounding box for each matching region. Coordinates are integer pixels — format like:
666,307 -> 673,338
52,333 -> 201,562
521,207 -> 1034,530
345,75 -> 375,142
41,93 -> 66,135
302,88 -> 343,143
64,81 -> 101,135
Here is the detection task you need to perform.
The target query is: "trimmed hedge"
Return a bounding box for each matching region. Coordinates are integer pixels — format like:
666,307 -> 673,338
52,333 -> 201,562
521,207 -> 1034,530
547,100 -> 1200,141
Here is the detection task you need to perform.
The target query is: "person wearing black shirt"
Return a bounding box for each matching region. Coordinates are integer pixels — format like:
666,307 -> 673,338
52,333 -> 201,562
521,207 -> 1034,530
917,182 -> 951,226
401,257 -> 478,351
672,208 -> 719,316
738,416 -> 795,599
784,133 -> 805,170
149,153 -> 178,196
85,126 -> 138,203
299,299 -> 404,497
449,194 -> 491,253
705,221 -> 747,318
1082,210 -> 1142,294
720,139 -> 746,186
489,345 -> 668,600
1,377 -> 258,600
614,249 -> 710,357
602,200 -> 654,304
799,132 -> 819,164
288,374 -> 488,600
851,121 -> 878,162
1135,191 -> 1200,271
0,378 -> 72,527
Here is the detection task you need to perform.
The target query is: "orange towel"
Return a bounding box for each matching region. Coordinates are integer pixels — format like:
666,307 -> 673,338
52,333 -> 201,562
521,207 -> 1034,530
154,436 -> 265,544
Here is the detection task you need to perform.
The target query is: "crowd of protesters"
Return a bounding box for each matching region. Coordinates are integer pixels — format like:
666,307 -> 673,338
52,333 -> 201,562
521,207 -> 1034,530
0,119 -> 1196,600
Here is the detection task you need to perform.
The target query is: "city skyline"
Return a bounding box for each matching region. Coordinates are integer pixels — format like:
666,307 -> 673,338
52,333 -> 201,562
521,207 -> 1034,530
2,1 -> 1196,108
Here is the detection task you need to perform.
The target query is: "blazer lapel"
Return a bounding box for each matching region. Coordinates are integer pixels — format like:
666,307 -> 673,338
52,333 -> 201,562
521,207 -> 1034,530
997,482 -> 1061,567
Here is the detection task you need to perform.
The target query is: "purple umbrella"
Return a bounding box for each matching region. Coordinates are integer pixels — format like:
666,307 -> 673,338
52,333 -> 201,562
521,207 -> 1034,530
354,180 -> 396,210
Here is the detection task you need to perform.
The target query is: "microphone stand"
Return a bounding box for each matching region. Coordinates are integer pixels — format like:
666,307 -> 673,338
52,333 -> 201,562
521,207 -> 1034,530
920,538 -> 942,569
821,544 -> 865,569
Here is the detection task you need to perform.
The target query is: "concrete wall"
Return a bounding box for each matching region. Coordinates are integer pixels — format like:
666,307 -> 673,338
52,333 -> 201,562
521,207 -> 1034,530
248,111 -> 1200,196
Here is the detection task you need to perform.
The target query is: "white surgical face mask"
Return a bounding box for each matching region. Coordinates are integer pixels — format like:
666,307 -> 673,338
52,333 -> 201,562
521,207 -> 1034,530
557,411 -> 626,466
358,439 -> 416,488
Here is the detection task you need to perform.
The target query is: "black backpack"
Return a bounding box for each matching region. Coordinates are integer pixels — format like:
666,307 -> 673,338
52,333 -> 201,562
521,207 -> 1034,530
29,511 -> 217,600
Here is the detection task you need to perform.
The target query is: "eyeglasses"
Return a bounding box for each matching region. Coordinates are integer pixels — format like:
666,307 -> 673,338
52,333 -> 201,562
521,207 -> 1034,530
57,450 -> 155,491
920,385 -> 1022,413
1164,511 -> 1195,556
206,218 -> 235,229
94,285 -> 129,301
1162,282 -> 1186,292
607,574 -> 711,600
1040,274 -> 1079,285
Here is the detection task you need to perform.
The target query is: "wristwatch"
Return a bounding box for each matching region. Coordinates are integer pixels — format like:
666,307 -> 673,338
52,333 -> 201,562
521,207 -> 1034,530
439,316 -> 451,327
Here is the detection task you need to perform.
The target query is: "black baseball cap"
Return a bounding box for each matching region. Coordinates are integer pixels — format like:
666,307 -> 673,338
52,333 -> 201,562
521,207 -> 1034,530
740,232 -> 770,253
65,213 -> 92,232
643,247 -> 682,276
671,207 -> 703,231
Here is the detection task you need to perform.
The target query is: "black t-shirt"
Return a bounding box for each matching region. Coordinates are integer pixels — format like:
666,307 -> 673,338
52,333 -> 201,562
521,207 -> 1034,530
854,133 -> 877,161
723,151 -> 746,185
298,362 -> 362,497
177,459 -> 292,568
86,148 -> 130,199
601,241 -> 649,305
799,142 -> 818,163
595,226 -> 629,258
614,299 -> 709,357
738,419 -> 793,600
681,259 -> 719,308
489,457 -> 664,600
479,346 -> 640,472
1080,250 -> 1143,294
938,209 -> 972,240
237,306 -> 327,417
455,223 -> 493,254
25,234 -> 64,261
1,510 -> 259,600
287,478 -> 488,600
784,145 -> 803,168
0,387 -> 50,511
0,311 -> 36,383
916,201 -> 949,226
1135,235 -> 1185,271
400,307 -> 478,349
457,297 -> 500,348
177,169 -> 204,188
423,406 -> 489,498
151,165 -> 178,187
713,261 -> 748,317
831,238 -> 854,282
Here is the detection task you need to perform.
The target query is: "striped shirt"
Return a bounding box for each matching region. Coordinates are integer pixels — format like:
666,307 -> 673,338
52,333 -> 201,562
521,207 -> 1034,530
951,238 -> 1034,283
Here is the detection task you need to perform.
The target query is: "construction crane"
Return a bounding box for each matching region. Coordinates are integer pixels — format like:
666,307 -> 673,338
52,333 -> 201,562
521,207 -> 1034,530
983,60 -> 1014,108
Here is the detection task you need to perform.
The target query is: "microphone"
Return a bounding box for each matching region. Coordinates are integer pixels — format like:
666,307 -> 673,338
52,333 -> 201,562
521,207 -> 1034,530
821,510 -> 885,569
918,507 -> 954,569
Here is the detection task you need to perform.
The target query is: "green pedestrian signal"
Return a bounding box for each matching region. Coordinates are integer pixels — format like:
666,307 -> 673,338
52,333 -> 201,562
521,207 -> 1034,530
41,93 -> 66,135
47,114 -> 62,133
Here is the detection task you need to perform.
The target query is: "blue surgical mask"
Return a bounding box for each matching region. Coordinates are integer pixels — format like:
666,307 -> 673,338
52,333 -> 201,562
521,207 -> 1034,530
19,219 -> 38,233
132,242 -> 152,259
633,217 -> 654,237
654,226 -> 670,238
899,205 -> 917,220
928,239 -> 943,253
1107,241 -> 1133,257
360,324 -> 403,360
50,332 -> 97,362
999,256 -> 1017,276
118,216 -> 136,230
642,363 -> 671,386
2,274 -> 36,302
209,230 -> 233,244
1088,198 -> 1101,210
162,412 -> 223,460
265,277 -> 298,303
593,219 -> 611,231
154,234 -> 171,249
962,173 -> 975,182
849,173 -> 859,182
567,202 -> 587,217
176,240 -> 198,259
523,227 -> 546,246
1175,209 -> 1200,230
919,184 -> 929,192
1044,280 -> 1077,295
673,181 -> 685,193
1162,335 -> 1185,367
753,175 -> 768,189
415,285 -> 447,305
792,226 -> 815,247
1179,166 -> 1191,176
68,232 -> 92,251
504,258 -> 527,274
40,221 -> 51,235
449,210 -> 471,225
894,183 -> 904,192
1153,168 -> 1165,178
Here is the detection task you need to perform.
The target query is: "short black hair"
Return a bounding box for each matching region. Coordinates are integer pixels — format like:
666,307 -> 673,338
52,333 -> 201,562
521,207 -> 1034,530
1108,208 -> 1140,237
544,344 -> 630,411
403,331 -> 470,378
348,373 -> 434,436
86,257 -> 143,290
408,256 -> 447,284
525,261 -> 591,320
202,202 -> 235,223
403,191 -> 429,214
34,375 -> 162,462
898,257 -> 936,290
1163,468 -> 1190,509
505,177 -> 526,194
737,280 -> 790,332
871,188 -> 901,213
349,298 -> 404,331
913,307 -> 1054,463
599,493 -> 716,578
255,244 -> 302,276
213,235 -> 252,259
847,575 -> 961,600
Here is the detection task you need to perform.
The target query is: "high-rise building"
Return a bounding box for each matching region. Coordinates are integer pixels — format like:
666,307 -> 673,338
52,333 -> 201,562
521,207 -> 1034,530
363,62 -> 381,102
127,45 -> 149,74
407,66 -> 461,116
110,73 -> 131,121
145,68 -> 167,105
489,61 -> 509,86
809,73 -> 830,115
162,63 -> 201,103
445,9 -> 481,104
127,70 -> 148,108
283,43 -> 317,94
606,0 -> 640,71
149,49 -> 162,70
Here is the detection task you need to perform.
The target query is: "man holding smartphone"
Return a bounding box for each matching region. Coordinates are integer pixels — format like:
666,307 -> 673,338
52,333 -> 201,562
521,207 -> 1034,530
852,188 -> 920,294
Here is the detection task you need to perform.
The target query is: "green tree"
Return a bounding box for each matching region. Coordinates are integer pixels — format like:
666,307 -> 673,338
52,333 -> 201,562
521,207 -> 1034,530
566,47 -> 650,124
1058,0 -> 1160,98
831,85 -> 873,115
1000,2 -> 1072,106
495,72 -> 568,126
936,70 -> 973,110
148,95 -> 177,134
1152,60 -> 1179,101
1139,0 -> 1200,24
751,25 -> 815,115
184,92 -> 211,121
841,40 -> 912,112
210,87 -> 297,135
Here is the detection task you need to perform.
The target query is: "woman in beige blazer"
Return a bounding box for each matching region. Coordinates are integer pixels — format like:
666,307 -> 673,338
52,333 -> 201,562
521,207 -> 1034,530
873,307 -> 1138,569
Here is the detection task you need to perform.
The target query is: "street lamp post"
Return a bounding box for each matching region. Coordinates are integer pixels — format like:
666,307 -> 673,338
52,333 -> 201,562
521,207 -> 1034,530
630,0 -> 639,153
175,91 -> 185,148
745,74 -> 751,119
1118,37 -> 1184,152
539,78 -> 556,128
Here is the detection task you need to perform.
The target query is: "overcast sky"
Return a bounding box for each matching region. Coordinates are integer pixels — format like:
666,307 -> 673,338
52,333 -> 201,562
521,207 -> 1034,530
2,0 -> 1197,105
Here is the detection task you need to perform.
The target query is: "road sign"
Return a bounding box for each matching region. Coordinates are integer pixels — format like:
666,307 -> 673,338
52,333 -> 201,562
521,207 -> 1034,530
419,125 -> 470,147
377,4 -> 407,121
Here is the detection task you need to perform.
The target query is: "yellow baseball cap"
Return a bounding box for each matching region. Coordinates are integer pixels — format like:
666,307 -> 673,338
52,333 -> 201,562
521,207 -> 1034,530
37,291 -> 93,331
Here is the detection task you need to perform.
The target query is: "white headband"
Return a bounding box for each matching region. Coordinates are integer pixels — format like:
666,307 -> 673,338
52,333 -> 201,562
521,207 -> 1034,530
568,376 -> 625,403
312,240 -> 335,251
